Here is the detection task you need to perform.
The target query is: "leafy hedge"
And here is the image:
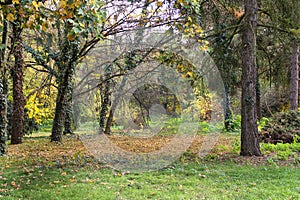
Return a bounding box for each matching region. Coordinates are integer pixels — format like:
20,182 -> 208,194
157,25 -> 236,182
259,110 -> 300,144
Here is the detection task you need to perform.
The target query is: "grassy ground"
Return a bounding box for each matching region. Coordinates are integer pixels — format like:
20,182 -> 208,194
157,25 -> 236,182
0,132 -> 299,200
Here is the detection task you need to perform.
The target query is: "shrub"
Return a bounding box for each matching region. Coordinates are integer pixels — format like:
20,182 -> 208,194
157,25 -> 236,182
259,110 -> 300,144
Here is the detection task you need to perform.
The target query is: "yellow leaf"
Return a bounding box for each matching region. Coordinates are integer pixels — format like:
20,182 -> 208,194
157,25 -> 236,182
59,0 -> 67,9
32,1 -> 41,10
74,0 -> 82,8
12,0 -> 20,4
187,71 -> 193,77
42,21 -> 48,32
7,13 -> 15,22
157,1 -> 163,7
67,34 -> 75,41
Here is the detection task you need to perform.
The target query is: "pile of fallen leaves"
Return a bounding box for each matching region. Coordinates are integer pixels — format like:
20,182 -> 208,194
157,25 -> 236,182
1,134 -> 238,168
1,133 -> 299,173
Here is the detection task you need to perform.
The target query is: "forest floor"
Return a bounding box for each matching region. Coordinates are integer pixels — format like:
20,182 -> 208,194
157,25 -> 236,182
0,133 -> 299,199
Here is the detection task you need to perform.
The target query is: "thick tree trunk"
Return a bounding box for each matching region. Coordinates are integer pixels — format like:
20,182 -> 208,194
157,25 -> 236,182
240,0 -> 261,156
290,40 -> 299,111
51,66 -> 74,142
11,21 -> 25,145
51,88 -> 64,142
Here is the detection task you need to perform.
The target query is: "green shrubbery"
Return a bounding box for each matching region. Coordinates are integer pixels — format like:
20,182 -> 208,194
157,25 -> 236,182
259,110 -> 300,144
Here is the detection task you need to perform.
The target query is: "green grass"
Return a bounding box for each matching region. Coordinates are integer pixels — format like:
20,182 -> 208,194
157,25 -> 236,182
1,160 -> 299,200
1,127 -> 300,199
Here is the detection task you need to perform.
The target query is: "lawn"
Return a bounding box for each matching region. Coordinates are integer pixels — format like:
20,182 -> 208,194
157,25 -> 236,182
0,132 -> 299,200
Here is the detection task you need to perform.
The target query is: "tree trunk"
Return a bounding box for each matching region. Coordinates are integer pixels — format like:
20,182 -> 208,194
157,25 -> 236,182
51,66 -> 74,142
63,81 -> 74,135
99,80 -> 111,134
0,81 -> 7,155
0,11 -> 8,155
11,20 -> 25,145
240,0 -> 261,156
104,109 -> 113,134
224,84 -> 234,131
290,40 -> 299,111
256,72 -> 261,120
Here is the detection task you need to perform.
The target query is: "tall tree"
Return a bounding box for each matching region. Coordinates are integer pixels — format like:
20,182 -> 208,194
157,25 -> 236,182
0,7 -> 9,154
10,7 -> 25,144
240,0 -> 261,156
289,0 -> 300,110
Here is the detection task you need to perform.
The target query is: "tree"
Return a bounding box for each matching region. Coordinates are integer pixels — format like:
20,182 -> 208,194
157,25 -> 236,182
10,5 -> 25,144
240,0 -> 261,156
2,0 -> 45,144
0,8 -> 9,155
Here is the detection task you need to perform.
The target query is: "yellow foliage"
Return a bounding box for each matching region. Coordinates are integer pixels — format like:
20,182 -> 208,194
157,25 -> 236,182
157,1 -> 163,7
24,68 -> 57,124
12,0 -> 20,4
7,13 -> 15,22
32,1 -> 43,11
67,33 -> 75,41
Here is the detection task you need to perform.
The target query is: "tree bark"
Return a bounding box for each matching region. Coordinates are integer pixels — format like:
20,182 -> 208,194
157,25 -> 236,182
63,81 -> 74,135
104,109 -> 113,134
0,11 -> 8,155
99,78 -> 111,134
0,81 -> 7,155
224,84 -> 234,131
256,72 -> 261,119
51,67 -> 73,142
290,40 -> 299,111
240,0 -> 261,156
11,19 -> 25,145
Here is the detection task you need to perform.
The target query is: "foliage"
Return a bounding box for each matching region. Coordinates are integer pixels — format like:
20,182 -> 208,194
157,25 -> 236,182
227,114 -> 241,132
23,67 -> 57,124
259,110 -> 300,144
7,101 -> 39,136
261,142 -> 300,161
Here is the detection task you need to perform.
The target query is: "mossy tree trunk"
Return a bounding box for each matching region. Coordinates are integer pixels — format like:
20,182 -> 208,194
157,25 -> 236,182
0,10 -> 8,155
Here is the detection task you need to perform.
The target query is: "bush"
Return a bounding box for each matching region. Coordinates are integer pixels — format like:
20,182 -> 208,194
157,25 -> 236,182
259,110 -> 300,144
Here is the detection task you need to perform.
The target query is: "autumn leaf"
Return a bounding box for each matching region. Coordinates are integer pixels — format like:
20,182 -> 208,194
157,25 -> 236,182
32,1 -> 39,10
10,181 -> 16,187
7,13 -> 15,22
67,34 -> 75,41
12,0 -> 20,4
42,22 -> 48,32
